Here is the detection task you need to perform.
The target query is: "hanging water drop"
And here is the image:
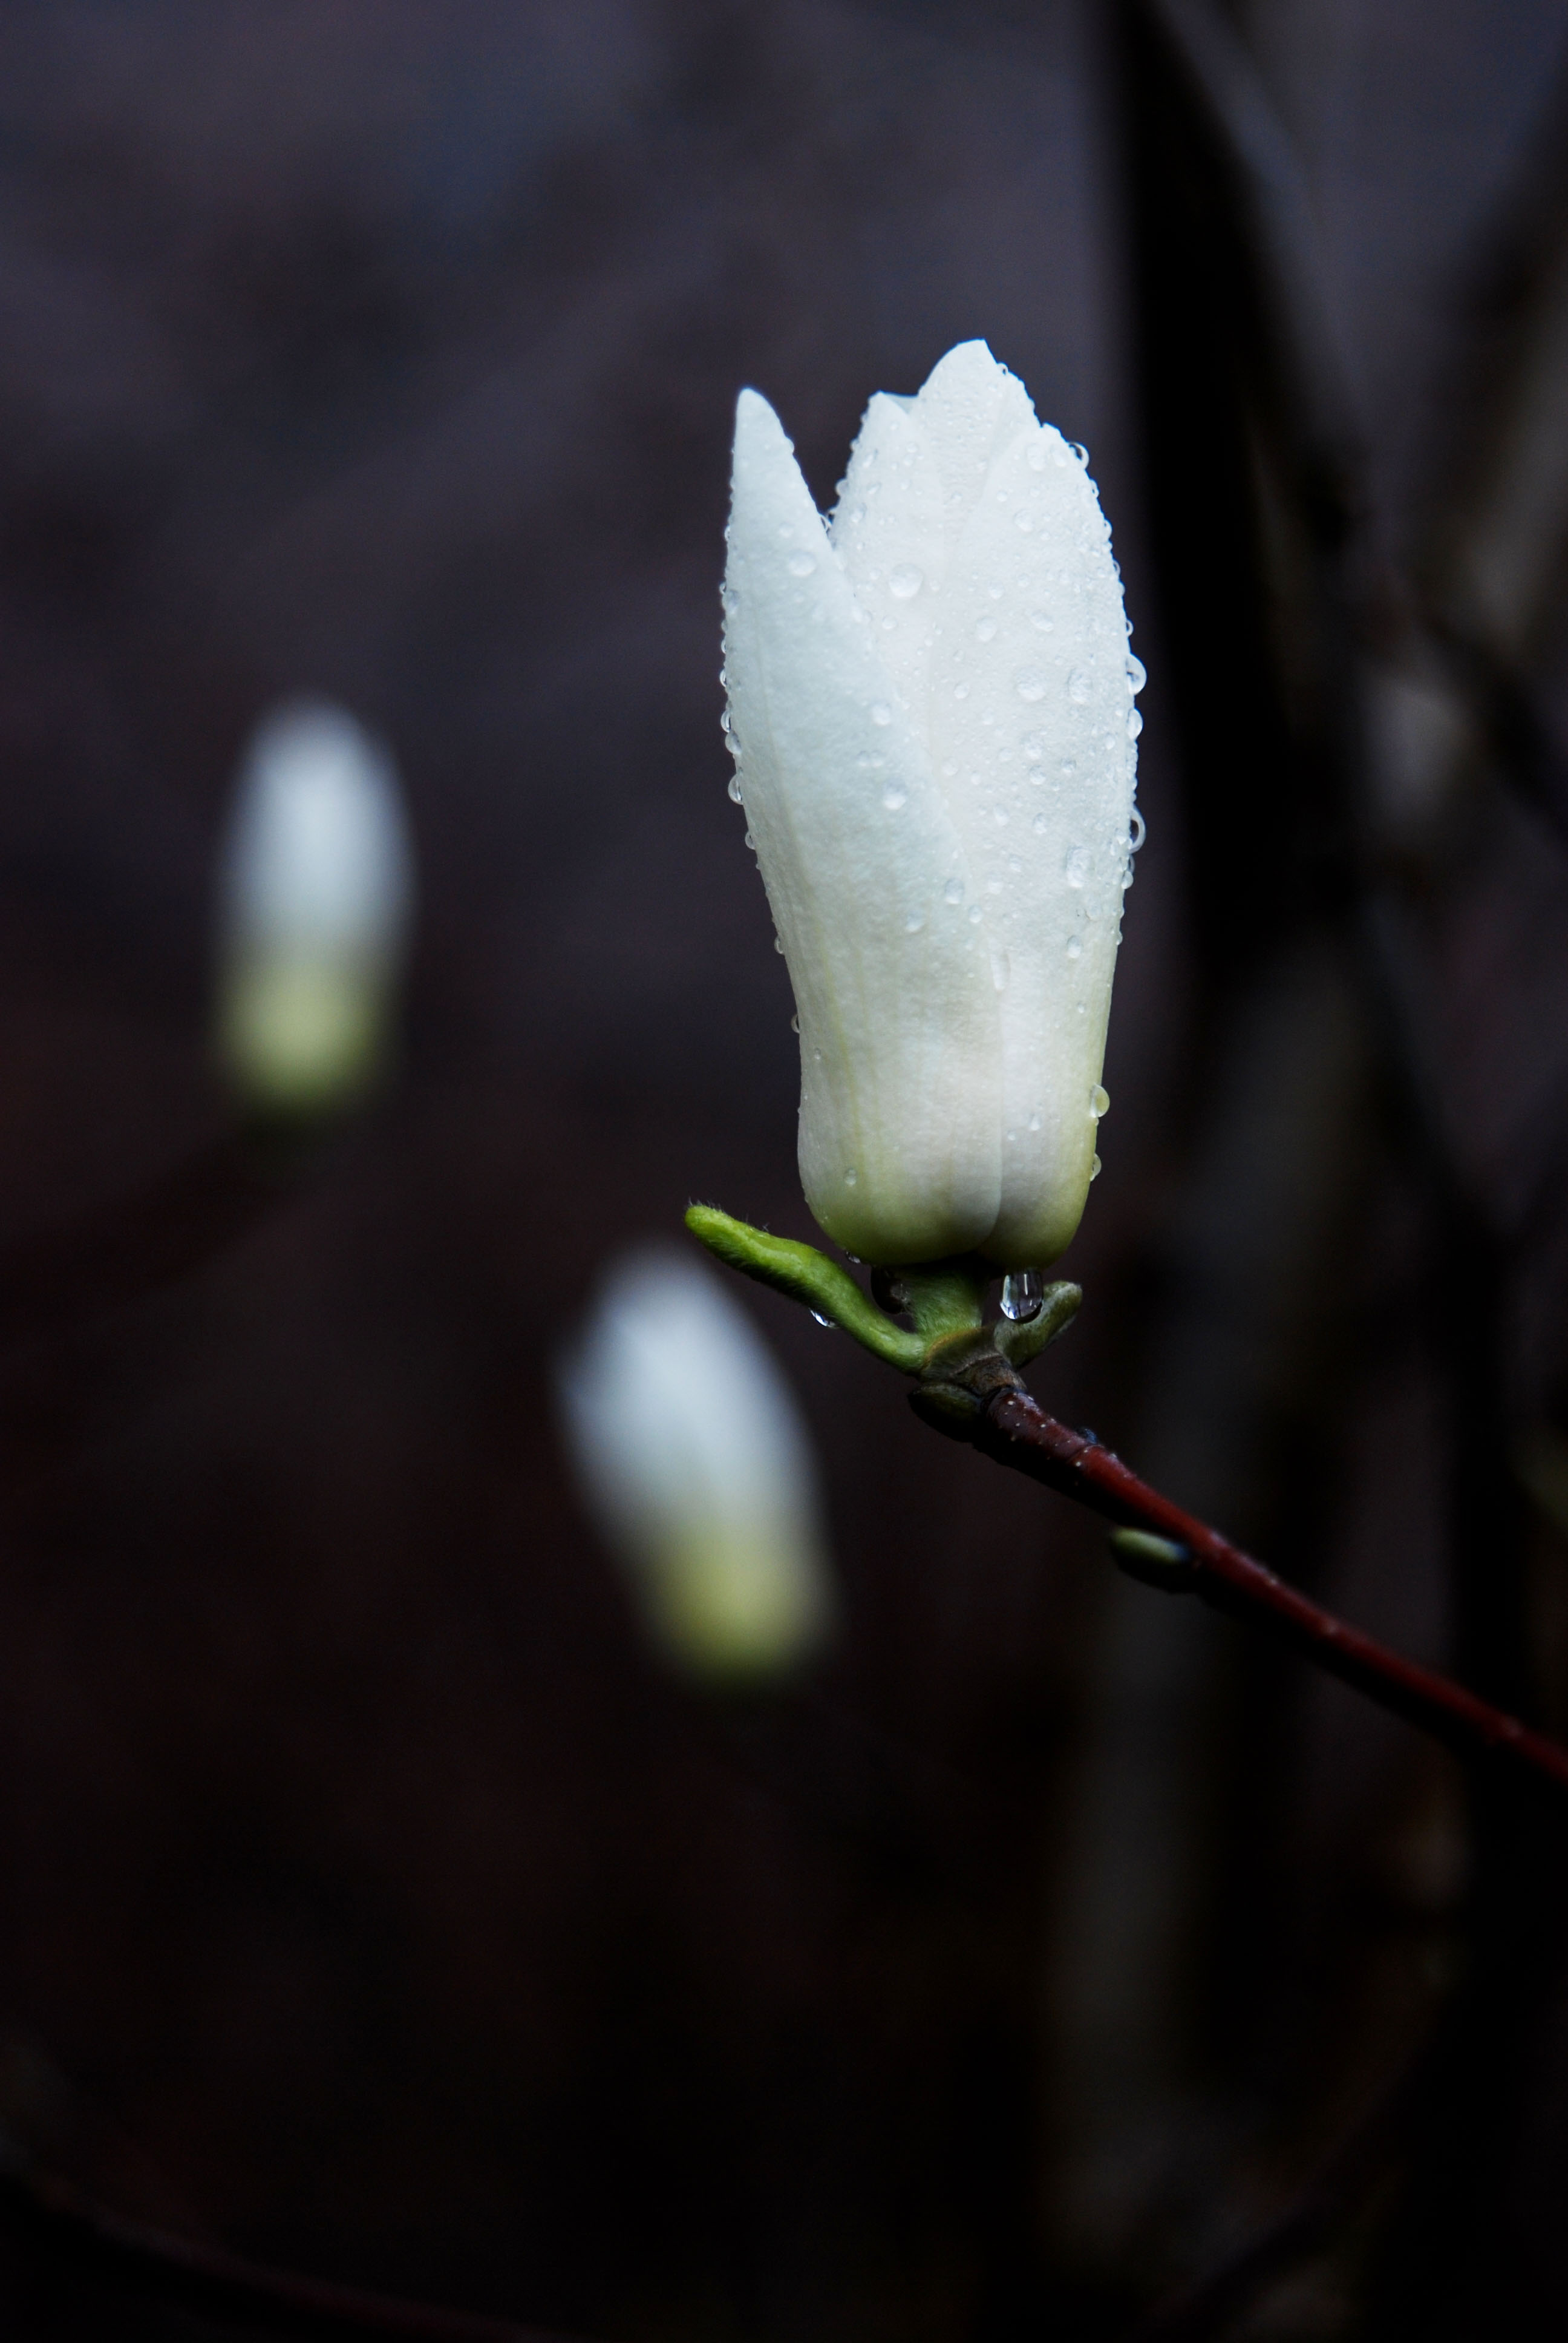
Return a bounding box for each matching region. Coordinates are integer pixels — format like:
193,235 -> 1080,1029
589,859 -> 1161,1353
1126,654 -> 1148,694
1001,1270 -> 1045,1323
888,563 -> 923,600
1129,808 -> 1147,851
1126,707 -> 1144,740
810,1310 -> 834,1328
1090,1085 -> 1109,1119
727,775 -> 744,804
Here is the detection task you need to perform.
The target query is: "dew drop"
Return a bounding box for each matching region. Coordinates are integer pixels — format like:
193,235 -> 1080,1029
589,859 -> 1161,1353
1032,811 -> 1048,833
881,783 -> 907,810
975,616 -> 998,642
810,1310 -> 834,1328
1013,509 -> 1034,533
1126,654 -> 1148,695
967,903 -> 983,925
904,911 -> 926,933
953,682 -> 970,701
844,1167 -> 858,1187
1067,668 -> 1091,704
727,775 -> 744,804
1027,441 -> 1048,473
889,562 -> 923,600
1022,732 -> 1047,759
786,551 -> 817,577
774,936 -> 786,954
1027,767 -> 1047,788
1030,610 -> 1054,632
1091,1085 -> 1109,1119
1016,669 -> 1048,703
1066,936 -> 1083,960
743,830 -> 755,847
1129,807 -> 1147,852
1028,1112 -> 1041,1132
1001,1269 -> 1045,1323
990,947 -> 1010,991
1065,846 -> 1089,888
944,876 -> 964,906
789,1014 -> 800,1033
869,700 -> 892,726
1089,1152 -> 1102,1180
1071,442 -> 1089,465
1127,707 -> 1144,740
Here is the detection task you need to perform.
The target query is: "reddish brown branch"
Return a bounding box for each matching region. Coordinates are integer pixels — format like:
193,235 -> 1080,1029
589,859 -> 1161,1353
961,1387 -> 1568,1803
0,2156 -> 570,2339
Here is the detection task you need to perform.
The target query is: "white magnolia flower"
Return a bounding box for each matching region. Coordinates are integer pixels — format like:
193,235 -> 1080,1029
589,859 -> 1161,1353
722,339 -> 1142,1269
558,1248 -> 834,1680
217,700 -> 415,1114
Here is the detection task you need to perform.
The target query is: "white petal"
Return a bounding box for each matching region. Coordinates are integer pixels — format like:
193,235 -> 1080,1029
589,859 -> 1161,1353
927,421 -> 1137,1266
907,340 -> 1039,552
725,389 -> 1002,1263
829,392 -> 947,735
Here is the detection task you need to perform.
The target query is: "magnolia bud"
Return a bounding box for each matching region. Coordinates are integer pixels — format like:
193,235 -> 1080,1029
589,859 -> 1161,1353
557,1248 -> 834,1682
216,700 -> 414,1118
722,341 -> 1141,1268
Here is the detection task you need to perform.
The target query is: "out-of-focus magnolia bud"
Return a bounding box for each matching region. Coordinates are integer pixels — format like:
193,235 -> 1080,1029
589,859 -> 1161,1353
215,700 -> 415,1118
722,339 -> 1143,1270
557,1248 -> 835,1683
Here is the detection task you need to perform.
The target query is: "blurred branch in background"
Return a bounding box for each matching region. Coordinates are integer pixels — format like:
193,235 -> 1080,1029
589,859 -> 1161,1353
1036,0 -> 1568,2329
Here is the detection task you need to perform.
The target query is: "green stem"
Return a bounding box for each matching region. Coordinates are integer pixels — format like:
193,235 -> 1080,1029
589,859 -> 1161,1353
684,1204 -> 1080,1380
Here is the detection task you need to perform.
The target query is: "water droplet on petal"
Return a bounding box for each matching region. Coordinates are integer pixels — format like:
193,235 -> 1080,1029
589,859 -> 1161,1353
1126,654 -> 1148,694
1129,807 -> 1147,851
1089,1152 -> 1102,1180
727,775 -> 744,804
1091,1086 -> 1109,1119
1016,669 -> 1048,703
944,876 -> 964,906
869,700 -> 892,726
1071,442 -> 1089,465
1030,609 -> 1054,632
1032,811 -> 1048,833
881,783 -> 907,810
1068,668 -> 1091,704
1001,1270 -> 1045,1322
967,903 -> 983,925
810,1309 -> 834,1328
1013,509 -> 1034,532
789,1014 -> 800,1033
1126,707 -> 1144,739
787,550 -> 817,577
904,911 -> 926,933
774,937 -> 786,954
1066,936 -> 1083,960
1065,846 -> 1089,888
844,1167 -> 858,1187
888,562 -> 923,600
975,617 -> 998,642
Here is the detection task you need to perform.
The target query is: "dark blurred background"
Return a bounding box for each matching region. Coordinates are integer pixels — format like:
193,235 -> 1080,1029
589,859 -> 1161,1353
0,2 -> 1567,2337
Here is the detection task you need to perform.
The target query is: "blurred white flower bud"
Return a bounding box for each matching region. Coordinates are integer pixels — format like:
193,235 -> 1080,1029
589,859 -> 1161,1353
722,340 -> 1141,1269
215,700 -> 415,1116
557,1247 -> 835,1682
